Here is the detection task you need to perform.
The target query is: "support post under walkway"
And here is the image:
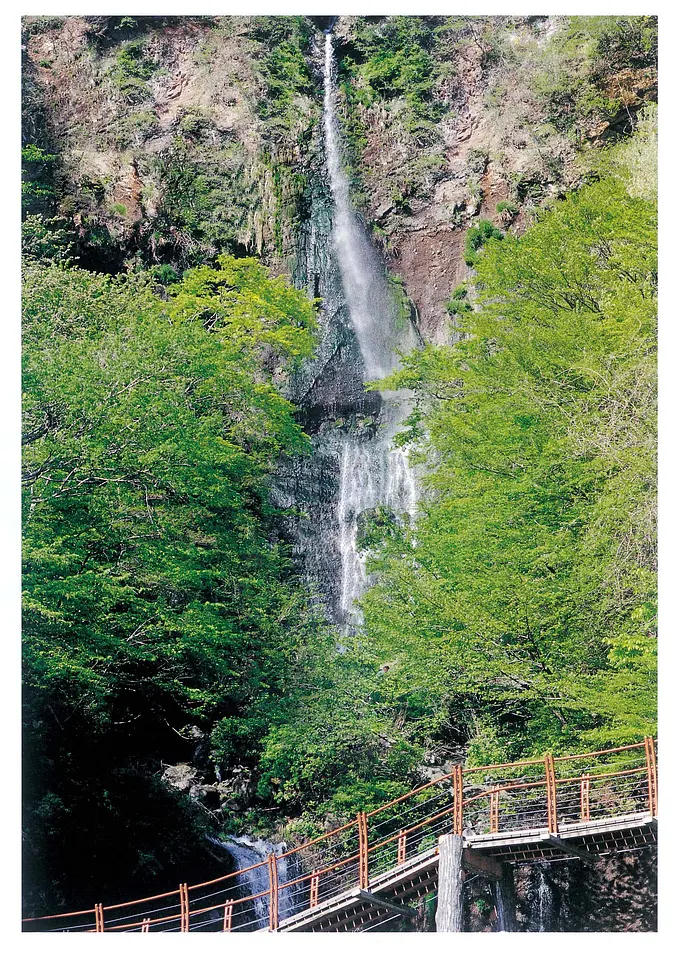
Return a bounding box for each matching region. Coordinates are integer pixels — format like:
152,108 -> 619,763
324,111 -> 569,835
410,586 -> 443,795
436,834 -> 465,931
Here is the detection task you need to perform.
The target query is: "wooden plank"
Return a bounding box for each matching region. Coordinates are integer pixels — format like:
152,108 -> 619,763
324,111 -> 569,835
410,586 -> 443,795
357,891 -> 416,918
462,848 -> 503,879
559,813 -> 653,838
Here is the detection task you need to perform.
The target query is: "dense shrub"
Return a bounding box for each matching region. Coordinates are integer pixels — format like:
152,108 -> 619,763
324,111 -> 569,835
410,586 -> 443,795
464,219 -> 504,266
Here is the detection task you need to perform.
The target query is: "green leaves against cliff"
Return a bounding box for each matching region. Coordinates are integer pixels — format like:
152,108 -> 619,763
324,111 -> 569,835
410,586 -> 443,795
364,175 -> 657,757
22,257 -> 321,906
23,256 -> 316,722
339,17 -> 444,138
252,16 -> 317,135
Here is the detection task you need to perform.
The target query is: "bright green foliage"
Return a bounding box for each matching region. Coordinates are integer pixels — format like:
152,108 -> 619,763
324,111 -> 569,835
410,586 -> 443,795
22,256 -> 319,908
259,34 -> 314,130
23,256 -> 316,723
531,16 -> 657,140
147,143 -> 263,266
222,637 -> 419,828
340,17 -> 444,141
22,253 -> 418,908
496,200 -> 519,216
365,175 -> 656,758
21,144 -> 57,213
464,219 -> 504,266
446,284 -> 472,316
562,16 -> 657,70
22,214 -> 77,264
608,102 -> 657,203
108,39 -> 156,103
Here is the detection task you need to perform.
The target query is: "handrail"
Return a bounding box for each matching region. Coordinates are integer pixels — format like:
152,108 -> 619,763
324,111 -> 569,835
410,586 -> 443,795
22,736 -> 656,930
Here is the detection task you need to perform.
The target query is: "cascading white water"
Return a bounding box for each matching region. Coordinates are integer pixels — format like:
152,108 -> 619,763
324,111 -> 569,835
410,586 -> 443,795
210,836 -> 303,928
324,33 -> 400,381
337,399 -> 418,623
323,31 -> 419,628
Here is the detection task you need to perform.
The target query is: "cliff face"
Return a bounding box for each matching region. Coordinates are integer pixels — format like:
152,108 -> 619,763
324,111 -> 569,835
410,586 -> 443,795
23,15 -> 321,274
461,849 -> 657,932
24,14 -> 657,340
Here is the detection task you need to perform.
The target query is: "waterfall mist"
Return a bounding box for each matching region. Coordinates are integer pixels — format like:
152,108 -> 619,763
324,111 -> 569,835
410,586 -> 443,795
322,31 -> 420,629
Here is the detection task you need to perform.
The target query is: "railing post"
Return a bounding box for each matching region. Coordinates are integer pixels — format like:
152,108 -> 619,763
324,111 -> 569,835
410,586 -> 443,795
358,811 -> 369,889
141,917 -> 150,933
310,871 -> 319,908
94,903 -> 104,932
544,753 -> 558,833
580,775 -> 591,821
490,789 -> 500,833
223,899 -> 234,932
397,829 -> 407,865
179,882 -> 189,932
268,854 -> 279,931
452,765 -> 464,835
644,735 -> 658,816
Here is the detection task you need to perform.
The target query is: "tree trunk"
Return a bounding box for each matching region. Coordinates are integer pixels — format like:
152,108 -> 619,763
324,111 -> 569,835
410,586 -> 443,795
436,834 -> 465,932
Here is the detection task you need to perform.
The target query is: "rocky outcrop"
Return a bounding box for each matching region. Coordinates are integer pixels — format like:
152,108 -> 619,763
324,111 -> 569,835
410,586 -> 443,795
460,849 -> 657,932
23,15 -> 320,273
162,762 -> 256,812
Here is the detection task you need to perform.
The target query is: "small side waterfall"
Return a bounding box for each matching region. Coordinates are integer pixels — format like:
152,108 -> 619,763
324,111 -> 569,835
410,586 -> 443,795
211,836 -> 303,929
523,864 -> 559,932
322,31 -> 419,629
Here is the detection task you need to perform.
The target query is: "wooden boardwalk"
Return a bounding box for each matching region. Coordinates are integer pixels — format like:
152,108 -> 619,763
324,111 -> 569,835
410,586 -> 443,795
280,811 -> 657,932
22,737 -> 657,933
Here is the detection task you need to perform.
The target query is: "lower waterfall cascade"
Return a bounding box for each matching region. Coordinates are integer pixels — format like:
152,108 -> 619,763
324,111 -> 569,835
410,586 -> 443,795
283,29 -> 422,631
210,837 -> 303,928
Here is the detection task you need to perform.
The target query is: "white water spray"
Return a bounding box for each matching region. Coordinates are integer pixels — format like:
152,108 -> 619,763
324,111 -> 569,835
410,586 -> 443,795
210,836 -> 303,928
323,32 -> 419,627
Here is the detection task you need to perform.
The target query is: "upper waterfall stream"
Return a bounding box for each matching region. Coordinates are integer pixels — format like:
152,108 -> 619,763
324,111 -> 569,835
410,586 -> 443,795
322,31 -> 419,629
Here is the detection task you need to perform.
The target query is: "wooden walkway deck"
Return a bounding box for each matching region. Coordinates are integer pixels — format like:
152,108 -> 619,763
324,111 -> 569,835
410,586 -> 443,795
22,737 -> 658,933
279,811 -> 657,932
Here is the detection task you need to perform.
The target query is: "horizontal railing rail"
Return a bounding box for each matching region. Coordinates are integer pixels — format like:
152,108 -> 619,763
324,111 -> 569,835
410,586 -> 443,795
22,736 -> 657,933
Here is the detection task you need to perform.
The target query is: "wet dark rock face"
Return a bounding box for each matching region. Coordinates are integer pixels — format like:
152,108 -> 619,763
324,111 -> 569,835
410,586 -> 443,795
461,850 -> 657,932
515,850 -> 657,932
273,99 -> 388,623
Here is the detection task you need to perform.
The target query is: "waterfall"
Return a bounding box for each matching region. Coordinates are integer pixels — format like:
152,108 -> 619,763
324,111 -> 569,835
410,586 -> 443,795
523,864 -> 558,932
210,836 -> 303,929
537,868 -> 555,931
323,32 -> 405,380
322,31 -> 419,629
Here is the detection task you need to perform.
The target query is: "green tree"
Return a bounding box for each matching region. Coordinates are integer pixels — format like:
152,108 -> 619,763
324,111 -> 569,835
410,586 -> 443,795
364,173 -> 656,760
22,256 -> 319,910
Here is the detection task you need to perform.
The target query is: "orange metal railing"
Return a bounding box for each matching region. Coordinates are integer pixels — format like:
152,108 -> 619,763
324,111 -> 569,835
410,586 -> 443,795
22,736 -> 657,933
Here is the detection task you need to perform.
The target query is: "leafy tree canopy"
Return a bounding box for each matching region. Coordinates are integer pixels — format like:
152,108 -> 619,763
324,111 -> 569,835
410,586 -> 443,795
366,173 -> 657,761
